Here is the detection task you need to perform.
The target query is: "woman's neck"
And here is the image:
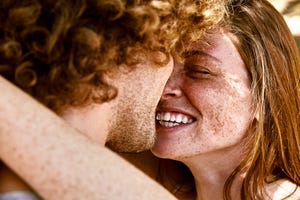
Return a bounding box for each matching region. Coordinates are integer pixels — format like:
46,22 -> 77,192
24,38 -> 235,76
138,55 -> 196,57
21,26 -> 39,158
180,146 -> 244,200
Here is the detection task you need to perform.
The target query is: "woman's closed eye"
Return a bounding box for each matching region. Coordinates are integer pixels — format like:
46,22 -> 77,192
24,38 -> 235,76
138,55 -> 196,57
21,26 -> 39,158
184,65 -> 213,79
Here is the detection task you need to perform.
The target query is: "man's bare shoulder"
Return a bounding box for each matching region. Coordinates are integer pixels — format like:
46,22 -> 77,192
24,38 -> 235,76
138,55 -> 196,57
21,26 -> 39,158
264,179 -> 300,200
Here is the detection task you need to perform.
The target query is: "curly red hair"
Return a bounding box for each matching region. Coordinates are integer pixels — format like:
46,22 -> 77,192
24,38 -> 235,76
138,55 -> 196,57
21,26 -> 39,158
0,0 -> 225,113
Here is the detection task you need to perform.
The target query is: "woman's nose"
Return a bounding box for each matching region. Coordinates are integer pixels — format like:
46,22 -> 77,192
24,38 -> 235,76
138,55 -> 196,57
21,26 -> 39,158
160,63 -> 183,100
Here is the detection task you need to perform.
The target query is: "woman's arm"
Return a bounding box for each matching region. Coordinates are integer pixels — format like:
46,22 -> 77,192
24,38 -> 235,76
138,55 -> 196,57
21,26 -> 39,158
0,76 -> 176,200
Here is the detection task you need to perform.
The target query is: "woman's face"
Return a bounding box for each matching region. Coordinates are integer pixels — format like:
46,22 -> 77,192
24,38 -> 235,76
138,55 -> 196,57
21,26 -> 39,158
152,32 -> 255,160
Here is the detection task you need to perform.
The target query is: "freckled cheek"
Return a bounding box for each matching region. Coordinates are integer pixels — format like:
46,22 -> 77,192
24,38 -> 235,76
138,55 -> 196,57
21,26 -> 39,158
184,83 -> 226,111
189,88 -> 250,130
185,87 -> 226,131
213,94 -> 253,137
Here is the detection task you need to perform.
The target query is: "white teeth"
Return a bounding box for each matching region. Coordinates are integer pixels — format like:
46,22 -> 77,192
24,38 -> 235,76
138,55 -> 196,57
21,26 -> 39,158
170,115 -> 176,122
182,116 -> 188,123
159,121 -> 179,127
164,112 -> 171,121
156,113 -> 161,120
175,114 -> 182,123
156,112 -> 194,127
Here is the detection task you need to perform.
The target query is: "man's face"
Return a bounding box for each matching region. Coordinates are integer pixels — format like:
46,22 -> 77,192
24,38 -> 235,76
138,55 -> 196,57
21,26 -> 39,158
106,55 -> 173,152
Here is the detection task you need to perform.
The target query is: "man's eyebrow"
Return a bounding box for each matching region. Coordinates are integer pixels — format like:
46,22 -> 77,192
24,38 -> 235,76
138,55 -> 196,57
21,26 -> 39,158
183,50 -> 222,63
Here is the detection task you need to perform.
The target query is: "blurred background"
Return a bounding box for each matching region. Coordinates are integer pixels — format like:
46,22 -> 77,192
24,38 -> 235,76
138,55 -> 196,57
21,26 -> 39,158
269,0 -> 300,53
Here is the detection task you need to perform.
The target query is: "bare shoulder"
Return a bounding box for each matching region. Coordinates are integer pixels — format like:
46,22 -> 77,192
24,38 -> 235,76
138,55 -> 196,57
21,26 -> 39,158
264,179 -> 300,200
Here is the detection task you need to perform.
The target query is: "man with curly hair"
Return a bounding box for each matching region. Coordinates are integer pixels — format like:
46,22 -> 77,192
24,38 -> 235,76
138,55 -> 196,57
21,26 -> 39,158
0,0 -> 225,199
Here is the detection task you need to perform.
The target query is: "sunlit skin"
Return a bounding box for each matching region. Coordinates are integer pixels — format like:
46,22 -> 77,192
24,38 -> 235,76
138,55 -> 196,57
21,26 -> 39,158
152,31 -> 255,159
152,31 -> 256,199
62,55 -> 173,153
106,56 -> 173,152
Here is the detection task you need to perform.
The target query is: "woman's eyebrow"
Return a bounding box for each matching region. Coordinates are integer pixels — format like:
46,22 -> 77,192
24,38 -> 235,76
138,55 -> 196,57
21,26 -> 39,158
183,50 -> 222,64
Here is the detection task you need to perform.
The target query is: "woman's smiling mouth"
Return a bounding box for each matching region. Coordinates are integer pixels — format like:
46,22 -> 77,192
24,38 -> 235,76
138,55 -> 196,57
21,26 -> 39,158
156,112 -> 195,128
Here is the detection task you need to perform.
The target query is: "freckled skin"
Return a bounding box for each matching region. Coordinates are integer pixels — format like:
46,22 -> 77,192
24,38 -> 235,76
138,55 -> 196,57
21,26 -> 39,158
152,32 -> 255,160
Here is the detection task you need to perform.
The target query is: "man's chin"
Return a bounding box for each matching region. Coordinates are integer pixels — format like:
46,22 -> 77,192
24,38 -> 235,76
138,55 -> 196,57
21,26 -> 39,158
105,138 -> 155,153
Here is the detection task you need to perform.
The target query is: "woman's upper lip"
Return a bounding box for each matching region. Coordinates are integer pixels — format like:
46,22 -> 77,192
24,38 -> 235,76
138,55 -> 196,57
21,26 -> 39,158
156,106 -> 196,118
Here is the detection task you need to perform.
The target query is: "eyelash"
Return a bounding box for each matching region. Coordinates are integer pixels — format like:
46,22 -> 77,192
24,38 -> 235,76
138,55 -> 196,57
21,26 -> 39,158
184,65 -> 211,79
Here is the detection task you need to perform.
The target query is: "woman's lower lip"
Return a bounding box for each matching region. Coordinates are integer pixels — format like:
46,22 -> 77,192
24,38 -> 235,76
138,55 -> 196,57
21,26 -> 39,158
155,121 -> 194,134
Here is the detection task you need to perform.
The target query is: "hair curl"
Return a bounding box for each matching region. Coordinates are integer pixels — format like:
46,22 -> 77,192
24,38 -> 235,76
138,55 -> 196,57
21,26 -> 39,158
0,0 -> 225,113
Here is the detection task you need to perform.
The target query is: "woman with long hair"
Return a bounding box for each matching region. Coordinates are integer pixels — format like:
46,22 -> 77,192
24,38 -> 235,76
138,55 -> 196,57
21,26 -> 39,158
153,0 -> 300,199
